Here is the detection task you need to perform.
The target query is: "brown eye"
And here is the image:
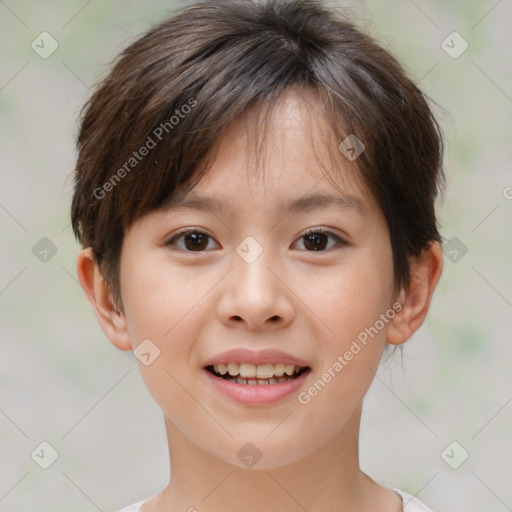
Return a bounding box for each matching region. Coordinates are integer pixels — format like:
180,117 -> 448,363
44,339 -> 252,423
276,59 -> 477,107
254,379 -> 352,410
294,229 -> 347,252
166,230 -> 218,252
303,232 -> 329,251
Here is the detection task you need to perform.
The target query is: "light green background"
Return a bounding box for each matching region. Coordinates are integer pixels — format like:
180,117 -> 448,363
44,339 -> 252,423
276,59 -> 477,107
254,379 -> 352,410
1,1 -> 511,510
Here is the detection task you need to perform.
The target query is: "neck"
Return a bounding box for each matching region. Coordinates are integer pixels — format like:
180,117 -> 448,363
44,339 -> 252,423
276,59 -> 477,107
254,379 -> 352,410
154,403 -> 385,512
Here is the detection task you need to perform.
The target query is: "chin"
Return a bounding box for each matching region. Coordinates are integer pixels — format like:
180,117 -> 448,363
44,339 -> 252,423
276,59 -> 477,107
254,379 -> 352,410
206,434 -> 314,471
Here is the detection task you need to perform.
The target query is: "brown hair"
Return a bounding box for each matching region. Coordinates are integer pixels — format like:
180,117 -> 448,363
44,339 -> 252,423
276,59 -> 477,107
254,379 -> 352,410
71,0 -> 444,311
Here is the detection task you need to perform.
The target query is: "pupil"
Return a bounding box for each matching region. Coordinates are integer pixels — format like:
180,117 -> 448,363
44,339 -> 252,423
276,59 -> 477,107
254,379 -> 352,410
305,233 -> 326,251
183,233 -> 327,251
185,233 -> 207,251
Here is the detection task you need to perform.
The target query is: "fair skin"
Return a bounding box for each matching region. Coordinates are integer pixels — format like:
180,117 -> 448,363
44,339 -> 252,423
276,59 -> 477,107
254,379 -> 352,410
77,90 -> 442,512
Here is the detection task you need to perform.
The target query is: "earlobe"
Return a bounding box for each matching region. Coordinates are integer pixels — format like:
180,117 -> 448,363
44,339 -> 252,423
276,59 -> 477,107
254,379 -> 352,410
386,241 -> 443,346
76,248 -> 133,351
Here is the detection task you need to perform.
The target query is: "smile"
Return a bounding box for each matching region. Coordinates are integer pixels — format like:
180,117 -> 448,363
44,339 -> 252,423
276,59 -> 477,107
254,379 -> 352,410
203,364 -> 311,406
206,362 -> 309,385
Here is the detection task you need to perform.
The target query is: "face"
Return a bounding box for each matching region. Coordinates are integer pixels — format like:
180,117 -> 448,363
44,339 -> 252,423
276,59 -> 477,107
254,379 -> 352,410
117,91 -> 397,469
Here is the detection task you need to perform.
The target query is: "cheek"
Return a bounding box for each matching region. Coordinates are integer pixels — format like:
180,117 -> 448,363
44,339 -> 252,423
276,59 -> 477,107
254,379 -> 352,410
119,262 -> 207,425
119,250 -> 215,384
121,250 -> 210,342
295,265 -> 394,437
312,252 -> 394,349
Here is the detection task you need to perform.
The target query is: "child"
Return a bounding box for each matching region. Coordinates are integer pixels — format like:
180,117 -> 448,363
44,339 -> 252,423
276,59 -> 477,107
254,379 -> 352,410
71,0 -> 444,510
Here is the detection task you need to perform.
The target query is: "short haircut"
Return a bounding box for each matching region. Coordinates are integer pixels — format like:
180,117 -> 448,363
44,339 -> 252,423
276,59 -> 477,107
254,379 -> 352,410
71,0 -> 445,311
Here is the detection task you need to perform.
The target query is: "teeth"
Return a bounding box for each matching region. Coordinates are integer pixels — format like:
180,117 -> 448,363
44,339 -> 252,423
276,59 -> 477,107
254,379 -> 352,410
256,364 -> 274,379
227,363 -> 239,376
229,375 -> 295,385
212,362 -> 306,379
273,363 -> 285,377
284,365 -> 295,376
239,363 -> 256,378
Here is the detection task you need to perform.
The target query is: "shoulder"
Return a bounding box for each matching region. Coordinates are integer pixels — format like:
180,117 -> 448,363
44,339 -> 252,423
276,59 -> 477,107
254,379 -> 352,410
114,499 -> 148,512
392,488 -> 434,512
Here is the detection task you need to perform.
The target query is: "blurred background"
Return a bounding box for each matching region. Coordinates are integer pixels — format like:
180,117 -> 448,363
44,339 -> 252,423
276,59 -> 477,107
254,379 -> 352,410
1,0 -> 511,510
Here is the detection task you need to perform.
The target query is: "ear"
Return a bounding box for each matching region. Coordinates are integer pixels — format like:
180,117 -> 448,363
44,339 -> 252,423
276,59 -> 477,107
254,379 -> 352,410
386,241 -> 443,345
76,247 -> 132,351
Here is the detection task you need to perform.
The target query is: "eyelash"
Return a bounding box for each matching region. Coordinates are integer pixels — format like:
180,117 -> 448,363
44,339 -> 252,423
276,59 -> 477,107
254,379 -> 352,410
165,228 -> 348,253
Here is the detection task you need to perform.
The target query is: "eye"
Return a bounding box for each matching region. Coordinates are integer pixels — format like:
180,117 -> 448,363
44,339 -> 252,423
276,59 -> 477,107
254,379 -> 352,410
293,228 -> 347,252
165,228 -> 347,253
165,229 -> 219,252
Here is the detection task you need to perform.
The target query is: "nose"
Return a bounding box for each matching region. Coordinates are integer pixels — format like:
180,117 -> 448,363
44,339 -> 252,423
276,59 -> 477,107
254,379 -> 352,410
216,242 -> 296,331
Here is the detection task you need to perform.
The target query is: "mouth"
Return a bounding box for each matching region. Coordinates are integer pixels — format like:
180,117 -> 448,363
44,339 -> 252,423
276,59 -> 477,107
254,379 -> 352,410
205,363 -> 310,385
202,348 -> 312,405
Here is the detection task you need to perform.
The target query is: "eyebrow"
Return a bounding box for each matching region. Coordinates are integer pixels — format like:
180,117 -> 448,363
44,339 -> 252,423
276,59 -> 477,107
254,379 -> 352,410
163,191 -> 367,216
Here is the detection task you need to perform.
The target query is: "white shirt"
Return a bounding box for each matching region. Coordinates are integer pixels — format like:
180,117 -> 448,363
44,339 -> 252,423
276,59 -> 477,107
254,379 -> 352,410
116,488 -> 433,511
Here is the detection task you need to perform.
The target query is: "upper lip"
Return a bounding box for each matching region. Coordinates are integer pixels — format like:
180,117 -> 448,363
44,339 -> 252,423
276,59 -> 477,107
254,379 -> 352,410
203,348 -> 311,368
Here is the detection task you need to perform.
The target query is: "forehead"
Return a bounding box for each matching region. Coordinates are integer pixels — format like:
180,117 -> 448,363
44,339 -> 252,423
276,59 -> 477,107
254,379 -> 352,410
163,89 -> 376,217
164,190 -> 368,219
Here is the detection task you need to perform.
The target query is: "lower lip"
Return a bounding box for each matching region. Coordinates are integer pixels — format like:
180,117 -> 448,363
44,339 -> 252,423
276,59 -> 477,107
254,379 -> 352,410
203,368 -> 310,406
